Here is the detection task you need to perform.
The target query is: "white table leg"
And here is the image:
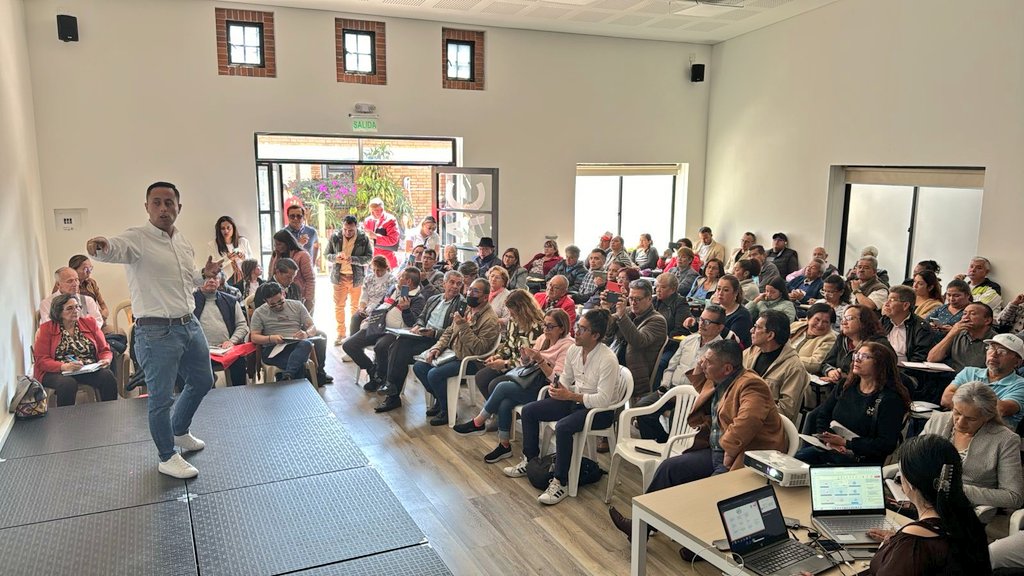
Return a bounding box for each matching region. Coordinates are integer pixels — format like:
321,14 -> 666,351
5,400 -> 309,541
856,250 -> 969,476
631,512 -> 648,576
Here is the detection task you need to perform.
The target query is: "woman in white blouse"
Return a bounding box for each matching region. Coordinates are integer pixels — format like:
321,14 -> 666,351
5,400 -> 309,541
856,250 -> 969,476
208,215 -> 253,283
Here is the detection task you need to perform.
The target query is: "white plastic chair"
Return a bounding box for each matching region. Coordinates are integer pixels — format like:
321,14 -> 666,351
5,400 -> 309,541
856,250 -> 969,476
605,385 -> 699,502
443,337 -> 501,427
539,365 -> 635,497
262,360 -> 318,387
110,299 -> 133,335
780,414 -> 800,456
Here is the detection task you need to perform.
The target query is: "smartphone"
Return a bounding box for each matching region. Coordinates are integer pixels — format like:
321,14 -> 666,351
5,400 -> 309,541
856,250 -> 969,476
606,281 -> 622,293
551,373 -> 561,389
606,292 -> 620,304
400,285 -> 410,298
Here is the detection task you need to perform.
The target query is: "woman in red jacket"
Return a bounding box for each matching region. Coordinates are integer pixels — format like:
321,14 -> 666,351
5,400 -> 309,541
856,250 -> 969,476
33,293 -> 117,405
524,239 -> 564,278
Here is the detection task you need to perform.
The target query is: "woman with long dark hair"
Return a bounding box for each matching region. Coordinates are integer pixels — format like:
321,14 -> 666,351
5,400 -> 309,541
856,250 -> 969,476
912,269 -> 944,319
208,216 -> 253,282
230,258 -> 264,300
819,304 -> 892,384
269,229 -> 315,312
500,247 -> 528,290
866,434 -> 991,574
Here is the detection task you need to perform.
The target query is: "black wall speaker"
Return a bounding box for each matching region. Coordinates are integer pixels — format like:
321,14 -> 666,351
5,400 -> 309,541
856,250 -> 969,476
690,64 -> 705,83
57,15 -> 79,42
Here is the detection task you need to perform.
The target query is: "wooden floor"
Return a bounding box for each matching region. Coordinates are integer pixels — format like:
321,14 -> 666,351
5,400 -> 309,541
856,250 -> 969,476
315,342 -> 717,576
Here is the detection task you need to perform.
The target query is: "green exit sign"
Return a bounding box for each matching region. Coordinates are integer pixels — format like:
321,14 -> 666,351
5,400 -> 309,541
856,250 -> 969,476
351,118 -> 378,133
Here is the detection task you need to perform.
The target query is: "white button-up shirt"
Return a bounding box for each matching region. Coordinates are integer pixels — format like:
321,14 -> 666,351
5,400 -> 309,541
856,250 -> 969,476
92,222 -> 204,318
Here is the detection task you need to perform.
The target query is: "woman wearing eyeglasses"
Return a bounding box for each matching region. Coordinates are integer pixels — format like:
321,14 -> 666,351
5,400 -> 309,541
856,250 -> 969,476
33,294 -> 118,406
808,274 -> 851,331
796,341 -> 910,465
819,304 -> 892,385
500,247 -> 529,290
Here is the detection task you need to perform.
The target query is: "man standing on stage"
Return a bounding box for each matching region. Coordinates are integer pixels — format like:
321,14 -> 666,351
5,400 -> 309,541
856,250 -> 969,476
88,182 -> 222,479
363,197 -> 400,269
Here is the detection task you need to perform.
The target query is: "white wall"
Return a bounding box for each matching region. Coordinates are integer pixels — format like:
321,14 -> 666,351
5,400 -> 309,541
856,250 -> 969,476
24,0 -> 712,307
705,0 -> 1024,292
0,0 -> 49,443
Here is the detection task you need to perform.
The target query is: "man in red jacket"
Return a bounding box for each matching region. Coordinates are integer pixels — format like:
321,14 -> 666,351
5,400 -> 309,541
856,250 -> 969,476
363,197 -> 400,269
534,275 -> 576,335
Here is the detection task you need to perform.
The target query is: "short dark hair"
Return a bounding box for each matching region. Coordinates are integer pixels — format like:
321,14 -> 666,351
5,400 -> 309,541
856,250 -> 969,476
342,215 -> 358,226
628,279 -> 653,299
423,248 -> 437,260
257,281 -> 283,303
749,245 -> 766,256
146,181 -> 180,201
806,302 -> 836,324
760,310 -> 791,346
49,293 -> 79,325
823,274 -> 851,302
274,257 -> 298,274
704,303 -> 727,324
966,301 -> 993,320
286,204 -> 306,215
582,308 -> 611,339
946,279 -> 972,299
890,285 -> 916,306
735,258 -> 760,278
707,339 -> 742,371
459,261 -> 479,278
403,266 -> 422,288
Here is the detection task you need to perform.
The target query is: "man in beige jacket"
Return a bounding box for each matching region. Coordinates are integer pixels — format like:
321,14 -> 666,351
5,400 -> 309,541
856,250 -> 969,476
741,310 -> 809,422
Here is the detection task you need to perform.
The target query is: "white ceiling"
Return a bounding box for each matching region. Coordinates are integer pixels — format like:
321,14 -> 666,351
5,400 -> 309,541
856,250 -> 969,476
223,0 -> 840,44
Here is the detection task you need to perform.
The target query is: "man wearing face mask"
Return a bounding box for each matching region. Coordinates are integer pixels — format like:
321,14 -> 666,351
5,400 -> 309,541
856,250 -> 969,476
250,282 -> 322,383
601,279 -> 668,397
413,278 -> 501,426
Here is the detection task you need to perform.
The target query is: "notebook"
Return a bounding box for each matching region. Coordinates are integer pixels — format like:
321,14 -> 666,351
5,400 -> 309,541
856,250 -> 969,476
810,465 -> 898,546
717,485 -> 832,576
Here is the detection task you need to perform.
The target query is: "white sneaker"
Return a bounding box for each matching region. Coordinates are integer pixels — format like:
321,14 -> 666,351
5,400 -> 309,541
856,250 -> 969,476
538,478 -> 568,505
174,432 -> 206,452
158,453 -> 199,479
341,351 -> 352,362
503,456 -> 530,478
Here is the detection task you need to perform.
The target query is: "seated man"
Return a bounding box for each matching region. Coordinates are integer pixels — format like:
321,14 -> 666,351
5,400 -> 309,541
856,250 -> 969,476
194,273 -> 250,386
881,285 -> 936,364
373,271 -> 466,413
747,245 -> 781,291
253,258 -> 301,309
788,247 -> 838,280
960,256 -> 1003,314
473,237 -> 497,278
766,232 -> 800,278
40,266 -> 106,330
602,279 -> 668,397
786,258 -> 826,304
731,258 -> 761,304
849,255 -> 889,311
604,236 -> 634,269
546,245 -> 586,293
608,340 -> 788,546
730,232 -> 756,265
695,226 -> 726,264
741,310 -> 808,422
671,247 -> 700,297
927,302 -> 997,372
535,275 -> 577,332
651,273 -> 692,385
414,278 -> 501,425
574,249 -> 607,304
504,309 -> 621,505
420,248 -> 444,297
250,282 -> 323,383
634,304 -> 726,442
342,267 -> 426,393
940,333 -> 1024,429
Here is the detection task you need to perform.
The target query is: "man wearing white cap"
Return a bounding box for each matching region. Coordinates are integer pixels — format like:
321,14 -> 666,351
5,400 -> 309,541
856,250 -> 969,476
940,333 -> 1024,429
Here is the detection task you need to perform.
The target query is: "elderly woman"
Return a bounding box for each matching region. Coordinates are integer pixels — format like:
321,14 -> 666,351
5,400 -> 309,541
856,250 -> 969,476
631,234 -> 659,271
437,244 -> 461,274
789,302 -> 837,373
687,257 -> 723,301
473,289 -> 545,399
500,247 -> 528,289
524,240 -> 563,279
746,276 -> 797,322
33,293 -> 117,405
919,381 -> 1024,509
269,229 -> 315,312
487,265 -> 512,323
455,308 -> 574,463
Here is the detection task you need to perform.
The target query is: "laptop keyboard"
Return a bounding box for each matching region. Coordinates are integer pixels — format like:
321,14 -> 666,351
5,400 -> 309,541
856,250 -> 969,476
821,517 -> 898,533
752,540 -> 817,574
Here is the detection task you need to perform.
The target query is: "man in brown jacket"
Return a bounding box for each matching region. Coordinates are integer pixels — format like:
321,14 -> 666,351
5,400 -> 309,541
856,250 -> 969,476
609,339 -> 787,543
602,279 -> 668,396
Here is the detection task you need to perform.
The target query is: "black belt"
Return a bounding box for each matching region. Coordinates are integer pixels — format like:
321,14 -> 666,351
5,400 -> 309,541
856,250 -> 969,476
136,314 -> 193,326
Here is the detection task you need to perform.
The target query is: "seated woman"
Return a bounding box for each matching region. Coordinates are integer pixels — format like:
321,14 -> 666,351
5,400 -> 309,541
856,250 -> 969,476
866,435 -> 990,575
920,381 -> 1024,510
912,269 -> 944,319
692,274 -> 751,348
230,258 -> 264,301
500,247 -> 528,290
33,293 -> 117,405
820,304 -> 892,384
746,277 -> 797,322
789,303 -> 837,373
796,342 -> 910,465
269,229 -> 315,312
454,308 -> 574,463
997,292 -> 1024,335
437,244 -> 461,274
473,289 -> 545,398
630,234 -> 659,271
809,273 -> 851,331
208,215 -> 253,283
687,257 -> 723,301
487,266 -> 512,323
348,256 -> 395,338
524,240 -> 563,283
926,278 -> 972,333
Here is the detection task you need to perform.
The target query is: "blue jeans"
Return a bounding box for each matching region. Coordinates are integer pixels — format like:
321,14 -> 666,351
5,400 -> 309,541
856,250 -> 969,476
261,340 -> 313,379
482,379 -> 542,440
413,358 -> 476,411
134,318 -> 214,462
521,397 -> 614,485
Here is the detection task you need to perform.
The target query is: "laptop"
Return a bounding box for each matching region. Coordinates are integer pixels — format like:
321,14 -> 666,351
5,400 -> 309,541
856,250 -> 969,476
810,465 -> 899,546
717,485 -> 832,576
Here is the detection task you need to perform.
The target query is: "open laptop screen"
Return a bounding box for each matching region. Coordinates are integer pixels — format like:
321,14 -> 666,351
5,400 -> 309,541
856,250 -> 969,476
717,484 -> 788,555
810,465 -> 886,514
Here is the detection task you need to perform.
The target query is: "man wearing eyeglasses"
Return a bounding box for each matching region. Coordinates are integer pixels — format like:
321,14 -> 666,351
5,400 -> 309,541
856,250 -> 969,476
250,282 -> 323,384
601,279 -> 667,397
283,204 -> 320,264
940,333 -> 1024,429
535,275 -> 577,334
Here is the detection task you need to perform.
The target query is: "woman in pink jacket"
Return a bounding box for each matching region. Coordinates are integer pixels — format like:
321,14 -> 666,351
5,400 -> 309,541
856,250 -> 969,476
34,293 -> 117,405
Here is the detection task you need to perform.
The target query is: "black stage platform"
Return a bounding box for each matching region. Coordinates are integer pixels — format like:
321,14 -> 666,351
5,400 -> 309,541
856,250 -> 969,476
0,381 -> 451,576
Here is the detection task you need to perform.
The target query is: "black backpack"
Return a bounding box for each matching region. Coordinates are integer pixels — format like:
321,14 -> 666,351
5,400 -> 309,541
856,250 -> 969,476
526,454 -> 605,490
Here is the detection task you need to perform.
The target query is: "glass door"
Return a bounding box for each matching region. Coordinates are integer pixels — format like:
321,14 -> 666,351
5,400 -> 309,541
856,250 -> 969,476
434,168 -> 499,261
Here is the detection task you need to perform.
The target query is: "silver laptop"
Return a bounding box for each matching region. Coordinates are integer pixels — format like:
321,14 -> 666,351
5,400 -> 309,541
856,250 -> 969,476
810,465 -> 898,546
718,485 -> 832,576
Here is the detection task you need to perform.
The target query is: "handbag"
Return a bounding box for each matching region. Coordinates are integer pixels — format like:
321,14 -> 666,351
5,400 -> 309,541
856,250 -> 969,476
9,375 -> 48,420
505,363 -> 545,389
363,305 -> 394,339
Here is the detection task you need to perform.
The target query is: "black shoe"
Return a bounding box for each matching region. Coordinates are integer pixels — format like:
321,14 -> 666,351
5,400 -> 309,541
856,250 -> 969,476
609,506 -> 633,541
453,419 -> 487,436
426,401 -> 442,417
376,384 -> 393,396
375,395 -> 402,413
363,377 -> 383,392
126,372 -> 146,391
429,412 -> 449,426
319,373 -> 334,385
276,372 -> 293,382
484,443 -> 513,463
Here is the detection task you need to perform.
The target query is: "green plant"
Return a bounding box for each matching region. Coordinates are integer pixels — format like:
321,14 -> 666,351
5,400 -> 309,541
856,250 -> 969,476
354,144 -> 414,223
285,173 -> 357,232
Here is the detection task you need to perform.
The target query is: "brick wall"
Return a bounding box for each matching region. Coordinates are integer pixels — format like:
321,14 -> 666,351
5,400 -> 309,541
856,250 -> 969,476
336,19 -> 387,86
442,28 -> 484,91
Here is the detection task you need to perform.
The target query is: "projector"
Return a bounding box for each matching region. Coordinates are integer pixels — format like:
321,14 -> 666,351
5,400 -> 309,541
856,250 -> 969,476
744,450 -> 810,487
